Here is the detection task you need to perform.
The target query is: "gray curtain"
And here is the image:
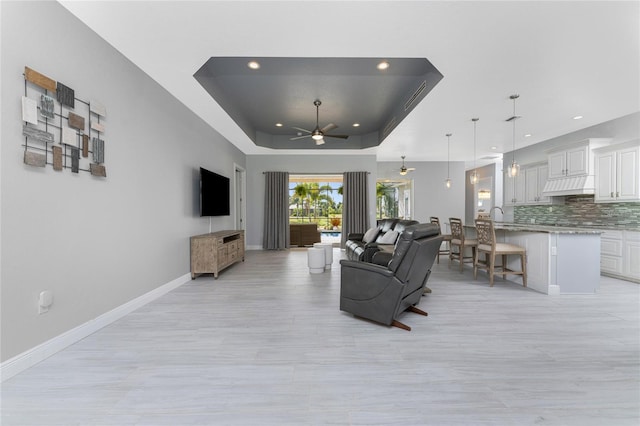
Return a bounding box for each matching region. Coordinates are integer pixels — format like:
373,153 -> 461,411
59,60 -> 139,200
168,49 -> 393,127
341,171 -> 369,247
263,171 -> 290,250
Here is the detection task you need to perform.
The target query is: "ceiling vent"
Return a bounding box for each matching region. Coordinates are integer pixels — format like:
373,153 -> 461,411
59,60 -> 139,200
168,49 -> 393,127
383,116 -> 398,136
404,80 -> 427,111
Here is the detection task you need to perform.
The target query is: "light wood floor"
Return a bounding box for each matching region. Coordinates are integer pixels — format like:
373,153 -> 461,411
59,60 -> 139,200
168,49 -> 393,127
2,249 -> 639,425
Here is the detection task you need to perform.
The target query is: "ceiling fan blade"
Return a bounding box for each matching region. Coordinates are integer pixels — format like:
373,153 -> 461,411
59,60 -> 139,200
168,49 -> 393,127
291,126 -> 312,133
407,167 -> 416,171
290,134 -> 312,141
320,123 -> 338,133
324,134 -> 349,139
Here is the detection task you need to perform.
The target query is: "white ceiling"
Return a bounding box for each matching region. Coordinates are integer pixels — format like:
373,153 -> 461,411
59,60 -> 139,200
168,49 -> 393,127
59,1 -> 640,165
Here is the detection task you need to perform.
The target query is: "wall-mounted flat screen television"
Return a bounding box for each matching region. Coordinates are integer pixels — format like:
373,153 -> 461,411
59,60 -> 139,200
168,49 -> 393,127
200,167 -> 230,216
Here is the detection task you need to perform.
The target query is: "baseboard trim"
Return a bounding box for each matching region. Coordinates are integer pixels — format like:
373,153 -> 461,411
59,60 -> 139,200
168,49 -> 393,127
0,273 -> 191,382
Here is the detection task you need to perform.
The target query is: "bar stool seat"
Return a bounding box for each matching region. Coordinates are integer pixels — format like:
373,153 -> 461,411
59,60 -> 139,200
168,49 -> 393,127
474,218 -> 527,287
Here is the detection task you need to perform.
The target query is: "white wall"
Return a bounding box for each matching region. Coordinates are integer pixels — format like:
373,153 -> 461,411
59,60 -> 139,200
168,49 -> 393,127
245,154 -> 378,249
0,1 -> 245,362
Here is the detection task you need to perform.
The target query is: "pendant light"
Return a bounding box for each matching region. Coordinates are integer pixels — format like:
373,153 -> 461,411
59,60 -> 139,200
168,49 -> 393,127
469,118 -> 479,185
507,94 -> 521,178
445,133 -> 452,188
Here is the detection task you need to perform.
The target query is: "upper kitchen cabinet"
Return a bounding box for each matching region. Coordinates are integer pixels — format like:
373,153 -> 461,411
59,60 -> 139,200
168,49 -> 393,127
548,143 -> 589,179
594,141 -> 640,203
504,169 -> 525,206
525,163 -> 551,204
542,139 -> 612,197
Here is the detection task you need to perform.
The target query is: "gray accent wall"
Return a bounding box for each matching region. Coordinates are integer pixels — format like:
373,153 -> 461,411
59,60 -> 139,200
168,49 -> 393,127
1,1 -> 245,361
377,160 -> 466,225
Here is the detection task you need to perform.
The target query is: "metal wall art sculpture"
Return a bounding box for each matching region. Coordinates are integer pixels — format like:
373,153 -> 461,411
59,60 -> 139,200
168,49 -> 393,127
21,66 -> 107,178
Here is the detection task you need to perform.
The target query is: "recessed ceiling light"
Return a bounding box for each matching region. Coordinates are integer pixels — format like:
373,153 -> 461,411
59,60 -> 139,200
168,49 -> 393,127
524,134 -> 532,138
352,123 -> 360,127
377,61 -> 390,70
275,123 -> 283,127
573,115 -> 583,120
490,146 -> 497,150
247,61 -> 260,70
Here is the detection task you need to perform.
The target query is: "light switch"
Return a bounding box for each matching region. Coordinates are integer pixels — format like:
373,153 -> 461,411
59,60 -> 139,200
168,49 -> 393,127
38,290 -> 53,314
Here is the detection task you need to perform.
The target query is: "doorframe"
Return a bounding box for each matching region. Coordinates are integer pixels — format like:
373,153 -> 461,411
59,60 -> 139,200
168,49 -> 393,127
233,163 -> 246,232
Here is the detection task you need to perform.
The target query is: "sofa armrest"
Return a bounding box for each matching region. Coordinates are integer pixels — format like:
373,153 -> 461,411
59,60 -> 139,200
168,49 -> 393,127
340,259 -> 392,275
340,260 -> 398,301
371,251 -> 393,267
347,232 -> 364,241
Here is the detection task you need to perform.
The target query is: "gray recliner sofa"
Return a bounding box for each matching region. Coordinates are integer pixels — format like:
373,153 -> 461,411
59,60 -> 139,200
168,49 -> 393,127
344,218 -> 418,261
339,223 -> 442,331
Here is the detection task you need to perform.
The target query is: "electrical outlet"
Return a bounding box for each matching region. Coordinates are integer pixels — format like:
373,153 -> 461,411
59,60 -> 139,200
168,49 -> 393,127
548,206 -> 553,213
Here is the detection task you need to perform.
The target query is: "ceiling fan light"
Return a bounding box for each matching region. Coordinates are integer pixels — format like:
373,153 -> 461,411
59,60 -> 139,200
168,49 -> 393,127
315,138 -> 325,145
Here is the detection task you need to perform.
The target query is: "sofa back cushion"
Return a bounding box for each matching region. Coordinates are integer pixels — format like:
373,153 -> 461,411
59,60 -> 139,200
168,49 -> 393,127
388,223 -> 441,275
362,227 -> 380,243
376,219 -> 398,233
392,220 -> 419,234
376,230 -> 399,244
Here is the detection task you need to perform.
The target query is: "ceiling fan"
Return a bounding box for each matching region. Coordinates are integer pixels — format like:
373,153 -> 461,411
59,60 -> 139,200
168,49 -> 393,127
399,156 -> 416,175
290,100 -> 349,145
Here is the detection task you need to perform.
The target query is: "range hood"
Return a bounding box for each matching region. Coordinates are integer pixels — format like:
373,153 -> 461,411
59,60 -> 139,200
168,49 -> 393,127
542,175 -> 595,196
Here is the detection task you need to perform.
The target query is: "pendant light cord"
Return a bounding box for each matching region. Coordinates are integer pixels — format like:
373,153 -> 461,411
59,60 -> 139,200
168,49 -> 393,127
446,133 -> 451,178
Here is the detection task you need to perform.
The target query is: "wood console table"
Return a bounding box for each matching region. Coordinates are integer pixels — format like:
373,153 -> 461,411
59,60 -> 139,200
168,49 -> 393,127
190,230 -> 245,279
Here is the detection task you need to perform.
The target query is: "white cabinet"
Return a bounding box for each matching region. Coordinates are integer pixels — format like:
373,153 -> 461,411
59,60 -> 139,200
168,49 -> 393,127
600,229 -> 640,283
600,230 -> 623,276
525,164 -> 550,204
548,144 -> 589,179
595,143 -> 640,202
504,171 -> 525,205
624,231 -> 640,281
505,163 -> 551,206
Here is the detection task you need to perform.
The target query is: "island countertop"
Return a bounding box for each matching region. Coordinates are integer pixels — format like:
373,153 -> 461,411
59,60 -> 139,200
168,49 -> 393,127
491,222 -> 603,234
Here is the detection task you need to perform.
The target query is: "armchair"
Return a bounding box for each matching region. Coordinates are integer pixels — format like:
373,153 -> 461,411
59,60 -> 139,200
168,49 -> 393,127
339,223 -> 442,331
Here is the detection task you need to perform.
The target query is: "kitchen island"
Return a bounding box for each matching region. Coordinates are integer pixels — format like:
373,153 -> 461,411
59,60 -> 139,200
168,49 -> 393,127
465,223 -> 602,295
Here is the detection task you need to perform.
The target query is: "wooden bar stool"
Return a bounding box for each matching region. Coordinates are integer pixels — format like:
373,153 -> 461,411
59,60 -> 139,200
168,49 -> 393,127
473,218 -> 527,287
430,217 -> 451,264
448,218 -> 477,272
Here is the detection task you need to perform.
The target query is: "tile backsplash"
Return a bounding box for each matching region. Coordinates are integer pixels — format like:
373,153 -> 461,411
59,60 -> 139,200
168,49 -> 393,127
514,196 -> 640,230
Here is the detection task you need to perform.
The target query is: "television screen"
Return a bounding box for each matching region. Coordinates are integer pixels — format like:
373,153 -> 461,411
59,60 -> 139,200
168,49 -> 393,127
200,167 -> 230,216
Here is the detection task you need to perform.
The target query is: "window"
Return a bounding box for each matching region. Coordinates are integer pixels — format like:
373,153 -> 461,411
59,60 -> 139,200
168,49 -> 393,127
376,179 -> 412,219
289,175 -> 343,231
